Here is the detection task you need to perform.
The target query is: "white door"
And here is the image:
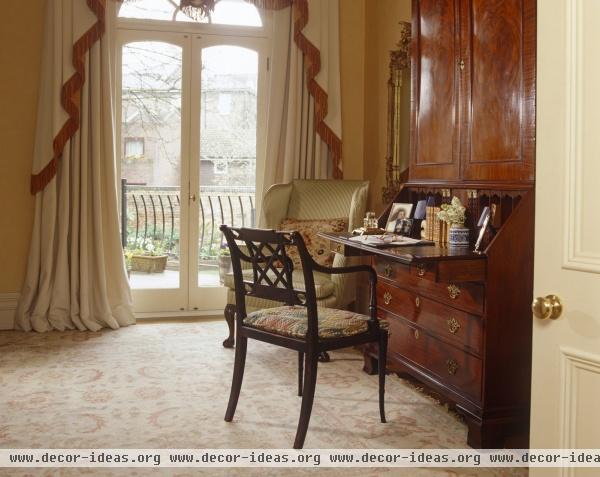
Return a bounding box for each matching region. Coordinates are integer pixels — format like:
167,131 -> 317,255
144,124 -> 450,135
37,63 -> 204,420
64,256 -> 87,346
117,31 -> 191,313
531,0 -> 600,473
117,29 -> 268,314
188,35 -> 267,311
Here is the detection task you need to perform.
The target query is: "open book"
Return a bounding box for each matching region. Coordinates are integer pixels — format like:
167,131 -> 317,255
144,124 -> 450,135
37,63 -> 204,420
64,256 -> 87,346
348,234 -> 434,248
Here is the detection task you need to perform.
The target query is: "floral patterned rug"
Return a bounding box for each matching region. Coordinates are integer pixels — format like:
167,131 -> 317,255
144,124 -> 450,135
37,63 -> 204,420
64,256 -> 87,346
0,320 -> 526,477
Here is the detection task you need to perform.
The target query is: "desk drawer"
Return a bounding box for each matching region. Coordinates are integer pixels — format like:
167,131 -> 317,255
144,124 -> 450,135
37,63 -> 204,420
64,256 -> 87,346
374,258 -> 485,315
386,314 -> 483,402
377,282 -> 483,355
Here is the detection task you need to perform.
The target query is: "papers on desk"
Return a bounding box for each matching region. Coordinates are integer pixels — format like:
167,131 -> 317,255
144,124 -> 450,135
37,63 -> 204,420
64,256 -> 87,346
348,234 -> 434,248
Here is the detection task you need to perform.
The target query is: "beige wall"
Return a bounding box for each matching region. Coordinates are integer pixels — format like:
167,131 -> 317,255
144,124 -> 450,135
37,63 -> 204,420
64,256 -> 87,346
0,1 -> 45,294
339,0 -> 366,181
340,0 -> 411,213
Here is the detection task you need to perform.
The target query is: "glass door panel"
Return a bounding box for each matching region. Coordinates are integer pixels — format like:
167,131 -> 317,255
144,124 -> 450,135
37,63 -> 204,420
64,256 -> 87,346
199,45 -> 258,286
188,38 -> 265,311
121,40 -> 182,290
119,33 -> 190,313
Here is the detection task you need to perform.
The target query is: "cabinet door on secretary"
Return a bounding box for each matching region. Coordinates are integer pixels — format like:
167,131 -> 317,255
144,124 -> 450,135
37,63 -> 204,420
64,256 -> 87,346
409,0 -> 461,182
460,0 -> 535,182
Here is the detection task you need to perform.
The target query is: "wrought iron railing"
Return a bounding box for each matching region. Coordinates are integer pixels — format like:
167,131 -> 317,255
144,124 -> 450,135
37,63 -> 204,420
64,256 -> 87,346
121,179 -> 255,260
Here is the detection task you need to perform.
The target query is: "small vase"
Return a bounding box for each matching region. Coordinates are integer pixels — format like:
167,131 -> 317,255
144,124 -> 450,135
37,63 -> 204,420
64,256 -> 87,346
448,224 -> 470,247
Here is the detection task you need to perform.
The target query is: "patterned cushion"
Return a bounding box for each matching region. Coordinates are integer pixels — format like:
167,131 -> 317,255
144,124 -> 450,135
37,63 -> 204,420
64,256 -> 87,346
223,269 -> 335,299
243,305 -> 388,340
278,218 -> 348,268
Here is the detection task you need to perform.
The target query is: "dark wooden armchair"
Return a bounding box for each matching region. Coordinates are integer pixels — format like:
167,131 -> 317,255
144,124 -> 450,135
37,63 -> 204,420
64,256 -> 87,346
220,225 -> 389,449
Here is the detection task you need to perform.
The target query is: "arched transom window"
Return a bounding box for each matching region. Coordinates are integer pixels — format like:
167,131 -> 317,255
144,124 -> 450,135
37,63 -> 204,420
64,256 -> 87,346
118,0 -> 263,27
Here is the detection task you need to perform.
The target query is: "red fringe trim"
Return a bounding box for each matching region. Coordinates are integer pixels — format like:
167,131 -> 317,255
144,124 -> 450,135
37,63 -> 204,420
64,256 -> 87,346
249,0 -> 343,177
291,0 -> 343,178
30,0 -> 107,194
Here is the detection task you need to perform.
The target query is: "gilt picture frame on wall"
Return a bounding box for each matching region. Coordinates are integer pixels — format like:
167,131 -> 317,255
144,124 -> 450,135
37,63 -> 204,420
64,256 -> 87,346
385,202 -> 414,233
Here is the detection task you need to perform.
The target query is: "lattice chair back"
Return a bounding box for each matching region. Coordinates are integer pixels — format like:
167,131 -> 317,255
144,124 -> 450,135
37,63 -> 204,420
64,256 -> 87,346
220,226 -> 320,340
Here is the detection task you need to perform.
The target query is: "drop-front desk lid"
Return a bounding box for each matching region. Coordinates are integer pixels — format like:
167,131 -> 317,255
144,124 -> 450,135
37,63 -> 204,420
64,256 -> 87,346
319,231 -> 486,265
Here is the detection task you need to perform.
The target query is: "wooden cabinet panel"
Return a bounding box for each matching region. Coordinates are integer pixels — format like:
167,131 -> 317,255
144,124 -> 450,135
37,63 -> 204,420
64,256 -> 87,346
461,0 -> 536,181
409,0 -> 535,184
386,315 -> 483,402
377,282 -> 483,355
373,257 -> 486,315
410,0 -> 461,180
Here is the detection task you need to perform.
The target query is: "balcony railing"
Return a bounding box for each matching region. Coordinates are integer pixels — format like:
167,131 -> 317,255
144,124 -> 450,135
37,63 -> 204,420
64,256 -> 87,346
121,179 -> 255,261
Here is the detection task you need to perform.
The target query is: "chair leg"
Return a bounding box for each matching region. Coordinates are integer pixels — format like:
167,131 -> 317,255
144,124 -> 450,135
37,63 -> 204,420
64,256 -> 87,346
378,330 -> 388,423
224,335 -> 247,422
293,352 -> 318,449
297,351 -> 304,397
223,304 -> 236,348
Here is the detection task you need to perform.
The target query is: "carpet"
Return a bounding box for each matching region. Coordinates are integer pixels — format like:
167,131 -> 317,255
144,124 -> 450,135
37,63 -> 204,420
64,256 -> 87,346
0,321 -> 527,477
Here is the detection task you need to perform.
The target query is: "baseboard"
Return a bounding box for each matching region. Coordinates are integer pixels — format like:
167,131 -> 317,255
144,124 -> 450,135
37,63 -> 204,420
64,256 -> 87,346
135,309 -> 223,320
0,293 -> 19,330
0,298 -> 223,329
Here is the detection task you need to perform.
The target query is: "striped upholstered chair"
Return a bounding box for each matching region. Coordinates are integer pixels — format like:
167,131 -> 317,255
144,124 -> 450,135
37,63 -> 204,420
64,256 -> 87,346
222,179 -> 369,348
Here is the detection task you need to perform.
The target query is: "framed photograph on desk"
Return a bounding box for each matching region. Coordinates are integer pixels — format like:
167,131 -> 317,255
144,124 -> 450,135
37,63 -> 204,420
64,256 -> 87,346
385,203 -> 414,233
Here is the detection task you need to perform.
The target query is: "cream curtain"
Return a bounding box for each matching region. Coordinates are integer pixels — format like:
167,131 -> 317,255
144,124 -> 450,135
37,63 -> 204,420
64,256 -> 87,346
257,0 -> 343,215
16,0 -> 134,332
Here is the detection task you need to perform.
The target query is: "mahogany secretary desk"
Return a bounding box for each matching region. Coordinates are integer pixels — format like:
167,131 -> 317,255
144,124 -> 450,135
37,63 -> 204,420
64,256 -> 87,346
326,0 -> 536,448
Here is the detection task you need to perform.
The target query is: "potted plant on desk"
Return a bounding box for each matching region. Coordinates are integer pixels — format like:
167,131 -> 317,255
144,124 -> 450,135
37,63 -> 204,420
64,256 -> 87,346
437,196 -> 469,247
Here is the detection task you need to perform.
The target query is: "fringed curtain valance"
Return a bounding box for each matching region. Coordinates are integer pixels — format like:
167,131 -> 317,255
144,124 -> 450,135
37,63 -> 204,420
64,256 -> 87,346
30,0 -> 342,195
29,0 -> 108,194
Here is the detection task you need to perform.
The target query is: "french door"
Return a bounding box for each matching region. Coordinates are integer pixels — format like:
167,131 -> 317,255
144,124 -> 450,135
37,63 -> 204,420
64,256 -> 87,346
117,30 -> 267,314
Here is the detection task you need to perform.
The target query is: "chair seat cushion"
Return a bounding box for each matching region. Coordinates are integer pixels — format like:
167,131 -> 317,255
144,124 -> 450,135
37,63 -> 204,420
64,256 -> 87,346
224,269 -> 335,300
243,305 -> 388,340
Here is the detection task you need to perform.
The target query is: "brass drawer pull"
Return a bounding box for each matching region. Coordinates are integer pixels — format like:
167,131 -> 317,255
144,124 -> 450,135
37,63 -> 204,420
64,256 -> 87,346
383,264 -> 393,278
417,263 -> 426,277
414,329 -> 420,339
383,291 -> 392,305
415,296 -> 421,308
446,358 -> 459,375
447,317 -> 460,334
447,284 -> 461,300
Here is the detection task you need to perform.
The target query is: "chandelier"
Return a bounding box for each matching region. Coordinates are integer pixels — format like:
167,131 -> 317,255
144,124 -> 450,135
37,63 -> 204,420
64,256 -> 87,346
180,0 -> 219,20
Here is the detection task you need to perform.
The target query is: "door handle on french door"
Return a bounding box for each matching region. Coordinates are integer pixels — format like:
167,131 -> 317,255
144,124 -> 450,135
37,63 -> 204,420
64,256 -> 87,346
189,193 -> 197,202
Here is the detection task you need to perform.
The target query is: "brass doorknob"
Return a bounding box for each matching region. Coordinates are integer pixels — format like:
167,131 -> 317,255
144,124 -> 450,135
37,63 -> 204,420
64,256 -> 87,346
531,294 -> 563,320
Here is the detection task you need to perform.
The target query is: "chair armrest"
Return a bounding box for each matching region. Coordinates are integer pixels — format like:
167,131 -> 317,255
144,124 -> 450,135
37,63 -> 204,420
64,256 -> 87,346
312,262 -> 377,281
310,261 -> 378,320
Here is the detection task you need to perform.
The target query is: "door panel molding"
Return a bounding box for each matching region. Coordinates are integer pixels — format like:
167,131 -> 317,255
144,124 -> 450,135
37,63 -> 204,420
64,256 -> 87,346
560,347 -> 600,465
563,0 -> 600,274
